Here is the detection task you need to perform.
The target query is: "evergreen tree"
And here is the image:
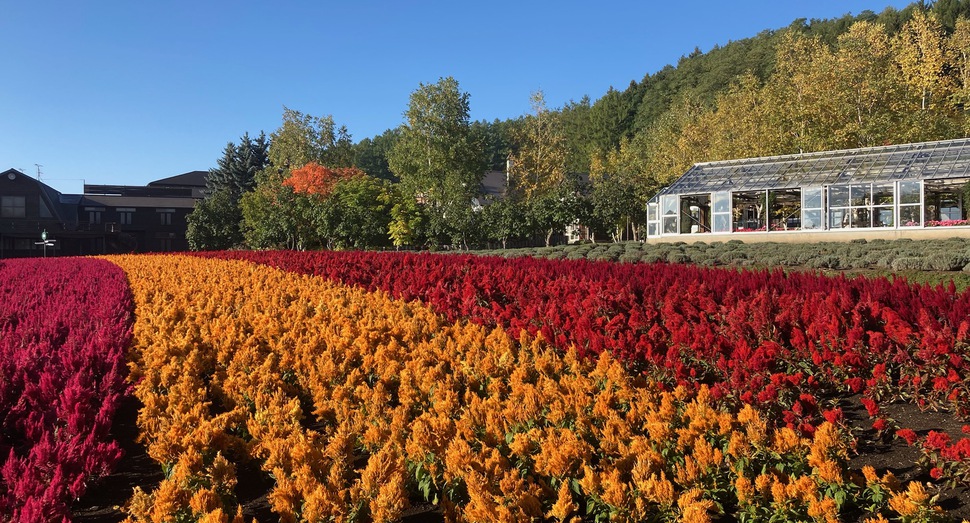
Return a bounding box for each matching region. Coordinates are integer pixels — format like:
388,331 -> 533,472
205,132 -> 269,197
186,132 -> 269,250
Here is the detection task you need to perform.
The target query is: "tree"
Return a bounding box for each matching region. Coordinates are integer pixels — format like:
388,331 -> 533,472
240,180 -> 319,250
315,174 -> 394,249
525,173 -> 588,247
206,132 -> 269,197
186,132 -> 269,250
186,189 -> 243,250
896,10 -> 952,111
470,118 -> 519,172
240,108 -> 354,249
388,197 -> 427,249
480,197 -> 525,249
508,90 -> 568,203
283,162 -> 362,197
588,84 -> 638,158
266,107 -> 346,170
588,160 -> 646,243
950,18 -> 970,128
387,77 -> 486,248
353,129 -> 400,182
559,96 -> 595,174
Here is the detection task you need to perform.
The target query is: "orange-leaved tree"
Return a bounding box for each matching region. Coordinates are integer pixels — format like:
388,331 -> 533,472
283,162 -> 364,197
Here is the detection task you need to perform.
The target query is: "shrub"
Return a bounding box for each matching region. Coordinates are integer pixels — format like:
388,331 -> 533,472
892,257 -> 930,271
925,253 -> 970,272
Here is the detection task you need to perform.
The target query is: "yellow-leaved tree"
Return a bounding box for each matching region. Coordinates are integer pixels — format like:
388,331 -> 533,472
896,10 -> 952,112
508,89 -> 568,203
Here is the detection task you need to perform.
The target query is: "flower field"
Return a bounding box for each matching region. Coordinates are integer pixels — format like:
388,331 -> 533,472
12,252 -> 970,521
197,250 -> 970,428
0,258 -> 132,522
77,252 -> 962,522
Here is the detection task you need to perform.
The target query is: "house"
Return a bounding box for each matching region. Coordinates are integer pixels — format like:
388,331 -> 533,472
0,168 -> 205,257
82,171 -> 207,253
647,138 -> 970,242
0,168 -> 81,257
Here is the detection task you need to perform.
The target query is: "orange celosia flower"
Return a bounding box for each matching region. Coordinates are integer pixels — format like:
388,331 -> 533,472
638,471 -> 676,507
815,459 -> 845,485
755,473 -> 774,497
772,427 -> 804,454
677,488 -> 715,523
786,475 -> 819,503
888,481 -> 934,518
189,488 -> 220,515
862,465 -> 879,485
735,476 -> 755,504
726,430 -> 751,459
600,468 -> 628,510
547,481 -> 578,521
807,496 -> 838,523
771,477 -> 791,506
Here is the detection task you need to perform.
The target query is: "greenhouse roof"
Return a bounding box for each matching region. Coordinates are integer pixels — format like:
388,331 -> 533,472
655,138 -> 970,198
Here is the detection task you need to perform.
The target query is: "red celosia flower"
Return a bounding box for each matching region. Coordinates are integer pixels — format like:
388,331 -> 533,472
860,397 -> 879,417
823,408 -> 843,424
845,377 -> 864,393
872,418 -> 888,431
924,431 -> 951,451
930,467 -> 944,480
942,438 -> 970,461
897,429 -> 919,445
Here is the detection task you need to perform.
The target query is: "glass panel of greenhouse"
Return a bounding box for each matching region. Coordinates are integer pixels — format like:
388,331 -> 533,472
647,138 -> 970,237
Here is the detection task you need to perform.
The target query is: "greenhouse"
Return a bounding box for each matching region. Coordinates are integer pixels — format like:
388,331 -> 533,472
646,138 -> 970,239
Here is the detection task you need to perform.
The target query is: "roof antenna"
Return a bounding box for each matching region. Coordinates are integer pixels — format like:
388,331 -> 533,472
35,164 -> 43,182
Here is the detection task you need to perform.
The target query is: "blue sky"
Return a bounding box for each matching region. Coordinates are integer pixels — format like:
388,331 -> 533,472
2,1 -> 913,194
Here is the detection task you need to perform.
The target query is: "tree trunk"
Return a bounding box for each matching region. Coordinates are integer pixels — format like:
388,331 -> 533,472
545,229 -> 554,247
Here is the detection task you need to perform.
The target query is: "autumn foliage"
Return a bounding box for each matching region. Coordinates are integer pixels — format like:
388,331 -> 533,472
283,162 -> 365,197
0,258 -> 132,523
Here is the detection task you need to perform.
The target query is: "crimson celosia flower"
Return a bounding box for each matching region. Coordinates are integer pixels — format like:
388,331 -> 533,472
822,408 -> 843,424
896,429 -> 919,445
924,431 -> 951,451
942,438 -> 970,461
845,377 -> 864,393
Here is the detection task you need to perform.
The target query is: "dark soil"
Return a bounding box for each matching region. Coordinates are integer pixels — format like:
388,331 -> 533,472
72,395 -> 163,522
72,394 -> 970,523
841,394 -> 970,521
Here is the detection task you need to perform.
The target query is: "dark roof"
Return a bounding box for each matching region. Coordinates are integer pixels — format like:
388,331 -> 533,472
656,138 -> 970,198
1,168 -> 77,225
81,194 -> 198,209
148,170 -> 208,188
481,170 -> 507,198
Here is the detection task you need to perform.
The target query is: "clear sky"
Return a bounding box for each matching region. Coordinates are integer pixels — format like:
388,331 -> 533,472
2,1 -> 914,195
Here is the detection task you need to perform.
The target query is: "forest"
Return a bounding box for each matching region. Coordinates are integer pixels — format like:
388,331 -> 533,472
187,0 -> 970,251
